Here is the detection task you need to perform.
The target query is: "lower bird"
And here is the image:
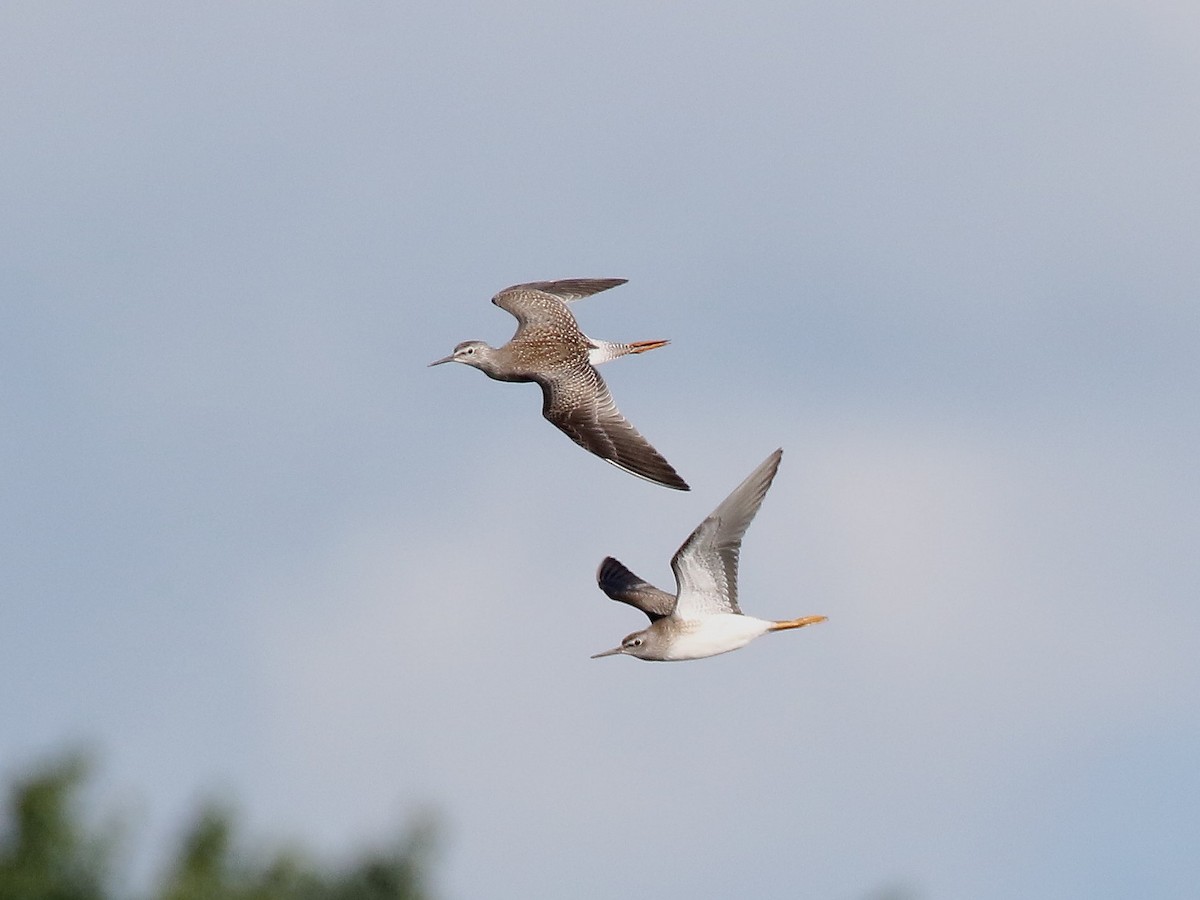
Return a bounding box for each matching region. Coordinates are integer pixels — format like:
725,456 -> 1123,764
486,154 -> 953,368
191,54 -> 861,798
429,278 -> 689,491
591,448 -> 826,661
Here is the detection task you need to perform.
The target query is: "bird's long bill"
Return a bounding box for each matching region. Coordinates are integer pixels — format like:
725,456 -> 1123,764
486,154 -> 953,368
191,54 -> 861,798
427,354 -> 456,367
590,646 -> 624,659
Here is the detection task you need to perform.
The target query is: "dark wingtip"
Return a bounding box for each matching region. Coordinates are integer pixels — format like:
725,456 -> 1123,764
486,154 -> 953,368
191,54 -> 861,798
617,460 -> 690,491
655,468 -> 690,491
596,556 -> 622,583
625,463 -> 689,491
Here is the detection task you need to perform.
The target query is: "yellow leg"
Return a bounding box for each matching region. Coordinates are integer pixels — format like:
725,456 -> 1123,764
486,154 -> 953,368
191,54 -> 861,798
768,615 -> 828,632
628,339 -> 669,354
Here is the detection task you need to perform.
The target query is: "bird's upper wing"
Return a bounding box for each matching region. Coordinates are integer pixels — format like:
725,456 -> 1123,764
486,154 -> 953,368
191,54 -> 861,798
498,278 -> 627,304
669,449 -> 783,617
596,556 -> 676,621
491,283 -> 583,340
492,280 -> 627,336
539,365 -> 690,491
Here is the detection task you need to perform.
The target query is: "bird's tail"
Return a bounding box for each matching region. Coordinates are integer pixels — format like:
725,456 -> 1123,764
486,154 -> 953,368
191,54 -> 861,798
587,338 -> 669,366
768,615 -> 827,632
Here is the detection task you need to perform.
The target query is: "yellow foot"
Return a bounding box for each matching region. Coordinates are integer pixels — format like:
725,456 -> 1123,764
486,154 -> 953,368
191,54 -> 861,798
628,339 -> 669,353
768,615 -> 828,632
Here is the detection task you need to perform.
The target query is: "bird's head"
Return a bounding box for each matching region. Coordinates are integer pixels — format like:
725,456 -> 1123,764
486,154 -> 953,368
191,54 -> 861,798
591,628 -> 658,660
428,340 -> 493,371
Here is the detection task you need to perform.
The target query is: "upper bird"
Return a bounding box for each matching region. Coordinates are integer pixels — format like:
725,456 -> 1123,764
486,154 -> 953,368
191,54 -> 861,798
430,279 -> 689,491
590,449 -> 826,661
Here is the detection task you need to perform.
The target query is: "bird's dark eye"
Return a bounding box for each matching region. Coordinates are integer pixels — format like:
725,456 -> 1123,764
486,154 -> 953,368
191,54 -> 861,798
465,346 -> 475,354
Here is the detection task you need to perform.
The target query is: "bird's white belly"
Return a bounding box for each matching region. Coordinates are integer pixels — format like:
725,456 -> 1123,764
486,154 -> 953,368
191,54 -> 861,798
663,615 -> 773,660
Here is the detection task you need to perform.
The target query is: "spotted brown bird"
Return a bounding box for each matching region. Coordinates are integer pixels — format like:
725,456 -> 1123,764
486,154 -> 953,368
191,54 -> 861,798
430,278 -> 688,491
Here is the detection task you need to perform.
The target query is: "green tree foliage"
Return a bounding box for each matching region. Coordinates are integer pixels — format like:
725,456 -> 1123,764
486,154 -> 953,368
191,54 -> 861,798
0,753 -> 109,900
0,754 -> 435,900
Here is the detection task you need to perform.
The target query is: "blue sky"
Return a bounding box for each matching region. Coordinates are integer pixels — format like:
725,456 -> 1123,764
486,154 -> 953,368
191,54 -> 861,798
3,3 -> 1198,897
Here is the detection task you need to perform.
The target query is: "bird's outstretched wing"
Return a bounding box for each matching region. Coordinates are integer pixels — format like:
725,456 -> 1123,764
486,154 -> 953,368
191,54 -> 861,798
500,278 -> 627,303
540,365 -> 690,491
670,449 -> 783,617
491,280 -> 627,334
596,556 -> 676,621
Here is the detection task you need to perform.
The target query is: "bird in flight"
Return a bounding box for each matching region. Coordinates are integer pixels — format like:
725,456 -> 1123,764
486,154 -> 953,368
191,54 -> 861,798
430,278 -> 689,491
590,449 -> 825,661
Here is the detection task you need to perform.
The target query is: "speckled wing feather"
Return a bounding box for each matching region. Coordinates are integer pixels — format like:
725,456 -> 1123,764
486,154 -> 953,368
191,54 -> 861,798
596,556 -> 676,621
669,449 -> 783,617
491,284 -> 585,341
498,278 -> 627,305
491,280 -> 627,337
539,365 -> 690,491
